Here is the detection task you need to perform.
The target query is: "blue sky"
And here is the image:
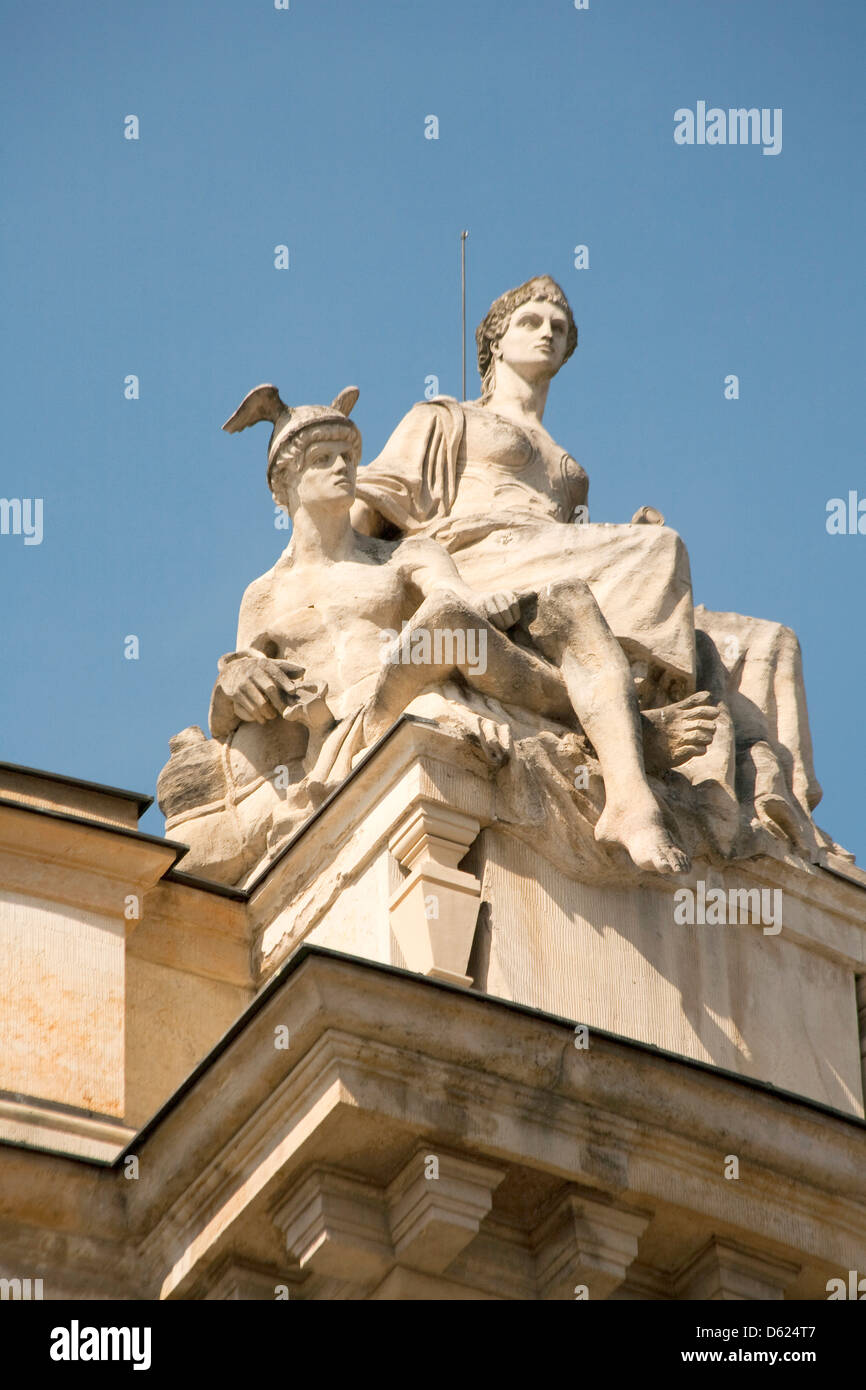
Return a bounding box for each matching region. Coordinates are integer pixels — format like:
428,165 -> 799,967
2,0 -> 864,860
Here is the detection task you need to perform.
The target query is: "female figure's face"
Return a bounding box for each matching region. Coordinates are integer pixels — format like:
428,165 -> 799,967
493,297 -> 570,384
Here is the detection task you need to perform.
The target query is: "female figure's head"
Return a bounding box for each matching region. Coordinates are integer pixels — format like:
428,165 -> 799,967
475,276 -> 577,402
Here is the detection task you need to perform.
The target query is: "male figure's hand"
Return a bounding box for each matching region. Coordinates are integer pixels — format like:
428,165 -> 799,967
219,655 -> 303,724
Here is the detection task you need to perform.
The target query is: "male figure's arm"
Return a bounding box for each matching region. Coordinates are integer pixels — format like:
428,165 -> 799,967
209,572 -> 303,738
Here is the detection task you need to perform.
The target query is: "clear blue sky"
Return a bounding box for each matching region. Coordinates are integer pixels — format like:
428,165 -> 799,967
2,0 -> 864,861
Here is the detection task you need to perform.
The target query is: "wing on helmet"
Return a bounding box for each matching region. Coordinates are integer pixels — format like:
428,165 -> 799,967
222,384 -> 289,434
330,386 -> 359,417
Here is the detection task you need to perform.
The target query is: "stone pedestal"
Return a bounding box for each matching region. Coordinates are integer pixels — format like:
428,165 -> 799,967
248,718 -> 866,1120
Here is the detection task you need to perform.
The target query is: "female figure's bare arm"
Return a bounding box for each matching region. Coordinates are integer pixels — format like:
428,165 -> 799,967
394,537 -> 521,632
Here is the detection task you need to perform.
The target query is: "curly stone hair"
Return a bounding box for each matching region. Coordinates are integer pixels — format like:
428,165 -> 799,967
475,276 -> 577,402
269,422 -> 361,506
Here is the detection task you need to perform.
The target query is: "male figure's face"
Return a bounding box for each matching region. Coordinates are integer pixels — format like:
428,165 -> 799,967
495,297 -> 570,384
292,434 -> 358,514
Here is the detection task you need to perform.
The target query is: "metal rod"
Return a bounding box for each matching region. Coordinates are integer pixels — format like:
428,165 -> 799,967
460,230 -> 469,400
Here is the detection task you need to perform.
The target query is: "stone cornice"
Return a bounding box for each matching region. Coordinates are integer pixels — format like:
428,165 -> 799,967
0,798 -> 183,918
111,952 -> 866,1297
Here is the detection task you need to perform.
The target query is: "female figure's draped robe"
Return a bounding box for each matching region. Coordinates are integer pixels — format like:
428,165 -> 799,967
355,396 -> 696,694
355,396 -> 826,842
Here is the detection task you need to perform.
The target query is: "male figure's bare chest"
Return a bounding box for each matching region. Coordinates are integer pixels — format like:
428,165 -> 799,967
264,560 -> 404,658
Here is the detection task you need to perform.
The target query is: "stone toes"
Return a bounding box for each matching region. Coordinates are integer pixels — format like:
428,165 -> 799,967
660,847 -> 690,874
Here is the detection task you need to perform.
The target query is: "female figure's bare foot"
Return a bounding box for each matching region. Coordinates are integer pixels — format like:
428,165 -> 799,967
641,691 -> 719,774
594,800 -> 690,875
744,741 -> 819,857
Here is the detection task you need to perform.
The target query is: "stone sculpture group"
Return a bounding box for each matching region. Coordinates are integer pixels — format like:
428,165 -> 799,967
158,276 -> 846,887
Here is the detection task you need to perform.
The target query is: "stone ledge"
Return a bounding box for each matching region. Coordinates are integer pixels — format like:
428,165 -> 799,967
0,799 -> 183,917
0,1093 -> 135,1162
0,761 -> 152,830
132,878 -> 251,988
